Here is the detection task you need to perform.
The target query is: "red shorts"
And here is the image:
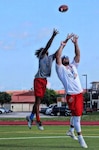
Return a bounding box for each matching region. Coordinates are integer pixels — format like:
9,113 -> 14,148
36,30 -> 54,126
34,78 -> 47,98
66,93 -> 83,116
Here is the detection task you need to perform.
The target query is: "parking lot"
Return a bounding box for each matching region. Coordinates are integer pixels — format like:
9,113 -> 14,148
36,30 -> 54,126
0,112 -> 53,118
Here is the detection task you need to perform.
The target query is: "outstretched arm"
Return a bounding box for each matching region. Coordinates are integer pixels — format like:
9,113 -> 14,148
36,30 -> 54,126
42,29 -> 59,55
71,35 -> 80,63
56,33 -> 74,65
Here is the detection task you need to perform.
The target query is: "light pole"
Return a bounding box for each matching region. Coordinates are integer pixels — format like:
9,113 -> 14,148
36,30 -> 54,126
82,74 -> 87,93
82,74 -> 88,112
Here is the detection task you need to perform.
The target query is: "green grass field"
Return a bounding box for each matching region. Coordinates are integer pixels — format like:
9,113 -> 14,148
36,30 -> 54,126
0,125 -> 99,150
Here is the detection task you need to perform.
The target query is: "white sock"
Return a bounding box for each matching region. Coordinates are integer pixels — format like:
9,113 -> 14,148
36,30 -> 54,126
70,116 -> 74,126
70,116 -> 74,132
73,116 -> 81,133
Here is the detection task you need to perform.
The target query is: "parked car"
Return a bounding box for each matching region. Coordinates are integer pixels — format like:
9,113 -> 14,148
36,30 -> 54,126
40,107 -> 48,114
0,108 -> 6,114
45,104 -> 56,115
51,105 -> 71,116
0,107 -> 13,113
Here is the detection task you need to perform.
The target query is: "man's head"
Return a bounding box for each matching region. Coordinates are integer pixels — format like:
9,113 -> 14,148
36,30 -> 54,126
61,55 -> 70,66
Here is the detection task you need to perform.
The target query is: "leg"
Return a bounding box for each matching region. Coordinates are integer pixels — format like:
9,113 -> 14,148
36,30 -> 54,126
26,78 -> 47,130
73,94 -> 88,148
29,96 -> 41,121
73,116 -> 81,135
73,116 -> 88,148
66,116 -> 78,140
26,96 -> 44,130
32,96 -> 44,130
33,96 -> 42,122
66,96 -> 77,140
70,116 -> 75,132
26,97 -> 37,129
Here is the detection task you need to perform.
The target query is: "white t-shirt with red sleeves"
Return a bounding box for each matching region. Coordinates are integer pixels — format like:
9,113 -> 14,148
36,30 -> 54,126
56,60 -> 83,94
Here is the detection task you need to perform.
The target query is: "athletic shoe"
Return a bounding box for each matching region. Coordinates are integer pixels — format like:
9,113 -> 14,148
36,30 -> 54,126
78,136 -> 88,148
66,130 -> 78,140
26,116 -> 33,129
36,121 -> 44,130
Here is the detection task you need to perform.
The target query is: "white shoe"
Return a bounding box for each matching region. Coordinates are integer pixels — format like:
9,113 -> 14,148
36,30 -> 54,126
78,136 -> 88,148
36,121 -> 44,131
26,116 -> 33,129
66,130 -> 78,140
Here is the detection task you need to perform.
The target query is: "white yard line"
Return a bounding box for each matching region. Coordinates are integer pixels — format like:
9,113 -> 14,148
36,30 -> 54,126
0,135 -> 99,140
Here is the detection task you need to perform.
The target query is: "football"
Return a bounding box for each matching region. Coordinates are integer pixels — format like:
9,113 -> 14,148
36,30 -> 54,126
58,5 -> 68,12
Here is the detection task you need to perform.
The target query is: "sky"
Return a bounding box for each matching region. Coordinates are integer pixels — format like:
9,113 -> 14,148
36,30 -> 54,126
0,0 -> 99,91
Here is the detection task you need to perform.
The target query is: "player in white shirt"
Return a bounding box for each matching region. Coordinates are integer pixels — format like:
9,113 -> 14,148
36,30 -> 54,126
55,34 -> 88,148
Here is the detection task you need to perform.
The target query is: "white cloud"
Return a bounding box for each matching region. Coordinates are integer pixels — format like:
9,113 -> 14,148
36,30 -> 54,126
22,21 -> 33,27
0,40 -> 3,46
0,86 -> 6,91
0,27 -> 53,51
8,31 -> 33,39
0,40 -> 16,50
36,28 -> 51,40
3,41 -> 16,50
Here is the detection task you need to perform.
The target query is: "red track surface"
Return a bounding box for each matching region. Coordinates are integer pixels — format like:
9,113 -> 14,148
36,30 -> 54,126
0,121 -> 99,126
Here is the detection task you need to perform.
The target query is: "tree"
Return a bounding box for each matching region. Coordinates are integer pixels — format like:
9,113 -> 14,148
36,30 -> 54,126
0,92 -> 11,105
83,92 -> 90,109
42,88 -> 59,106
83,92 -> 90,102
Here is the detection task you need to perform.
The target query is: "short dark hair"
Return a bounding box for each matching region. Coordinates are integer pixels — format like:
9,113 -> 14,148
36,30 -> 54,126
61,55 -> 69,64
61,55 -> 69,60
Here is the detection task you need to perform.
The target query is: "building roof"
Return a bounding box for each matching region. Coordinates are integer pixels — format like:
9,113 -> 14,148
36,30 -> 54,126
11,90 -> 35,103
56,89 -> 66,94
90,81 -> 99,84
9,89 -> 86,103
10,90 -> 66,103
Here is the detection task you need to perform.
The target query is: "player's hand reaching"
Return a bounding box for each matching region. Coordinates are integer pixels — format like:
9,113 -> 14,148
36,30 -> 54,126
71,34 -> 79,44
64,33 -> 74,43
60,33 -> 74,47
52,28 -> 59,36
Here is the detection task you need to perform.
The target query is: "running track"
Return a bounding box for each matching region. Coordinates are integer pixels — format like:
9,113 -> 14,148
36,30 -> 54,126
0,121 -> 99,126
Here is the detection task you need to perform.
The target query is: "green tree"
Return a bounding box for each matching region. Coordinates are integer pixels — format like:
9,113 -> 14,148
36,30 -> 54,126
83,92 -> 90,102
83,92 -> 90,109
42,88 -> 59,106
0,92 -> 11,105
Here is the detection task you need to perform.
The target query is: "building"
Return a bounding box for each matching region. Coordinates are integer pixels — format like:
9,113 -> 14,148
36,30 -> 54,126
11,90 -> 35,112
90,81 -> 99,110
4,89 -> 66,112
3,83 -> 99,112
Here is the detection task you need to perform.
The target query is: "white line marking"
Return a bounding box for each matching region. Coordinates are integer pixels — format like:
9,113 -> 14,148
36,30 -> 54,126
0,136 -> 99,140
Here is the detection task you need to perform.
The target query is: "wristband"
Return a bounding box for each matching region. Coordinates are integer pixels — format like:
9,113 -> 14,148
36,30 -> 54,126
61,43 -> 65,46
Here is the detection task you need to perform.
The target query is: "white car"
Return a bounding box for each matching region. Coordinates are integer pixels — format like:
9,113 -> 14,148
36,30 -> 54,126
45,104 -> 57,115
0,107 -> 12,113
0,108 -> 6,114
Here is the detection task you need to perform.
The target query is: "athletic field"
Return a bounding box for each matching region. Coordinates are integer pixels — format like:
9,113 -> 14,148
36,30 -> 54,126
0,125 -> 98,150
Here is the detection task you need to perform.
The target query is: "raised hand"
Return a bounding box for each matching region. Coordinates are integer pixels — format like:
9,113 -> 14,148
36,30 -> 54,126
52,28 -> 59,36
71,34 -> 79,44
64,33 -> 74,43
